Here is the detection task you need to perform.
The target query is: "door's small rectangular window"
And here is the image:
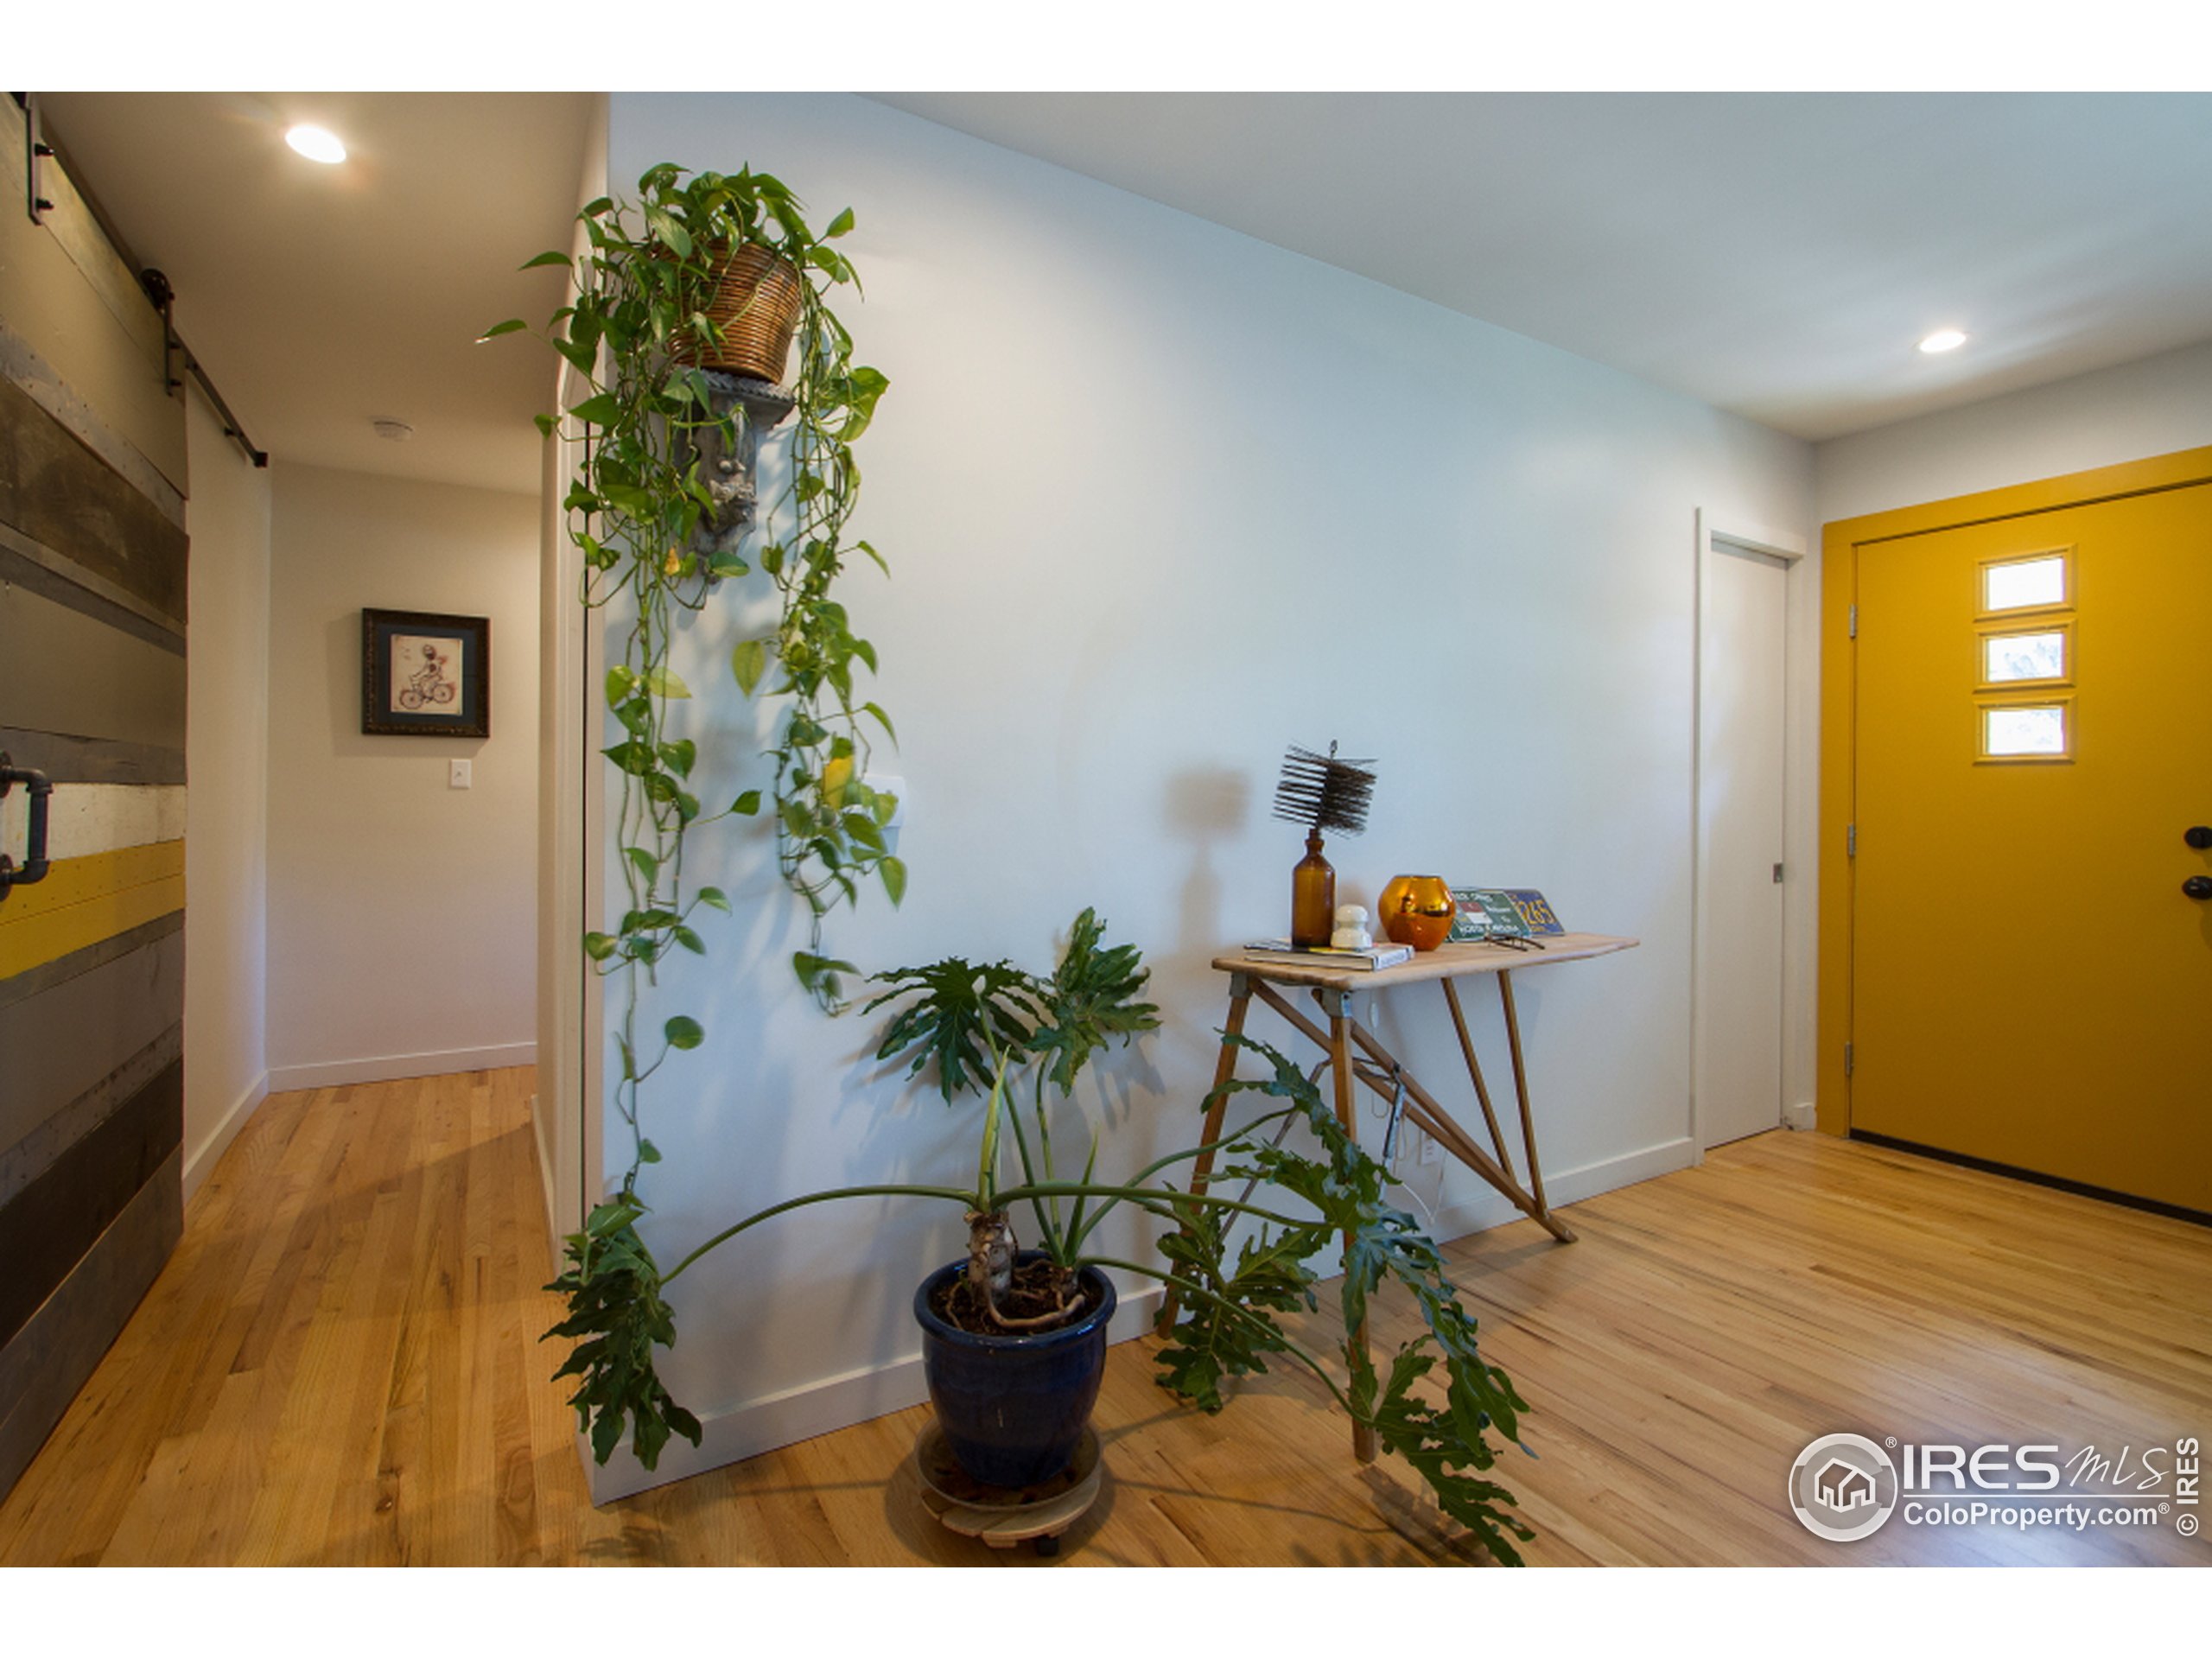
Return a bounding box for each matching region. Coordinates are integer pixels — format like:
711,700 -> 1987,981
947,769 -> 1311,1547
1980,623 -> 2070,687
1979,700 -> 2071,762
1980,551 -> 2069,614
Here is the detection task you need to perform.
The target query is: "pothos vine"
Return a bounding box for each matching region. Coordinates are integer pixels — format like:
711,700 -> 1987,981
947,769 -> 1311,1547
488,162 -> 898,1202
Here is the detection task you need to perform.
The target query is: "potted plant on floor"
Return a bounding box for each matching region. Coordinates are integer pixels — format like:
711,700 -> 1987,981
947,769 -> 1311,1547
548,909 -> 1539,1564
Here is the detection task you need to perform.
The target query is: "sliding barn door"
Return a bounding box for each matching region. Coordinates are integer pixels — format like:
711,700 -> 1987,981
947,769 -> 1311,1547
0,100 -> 190,1499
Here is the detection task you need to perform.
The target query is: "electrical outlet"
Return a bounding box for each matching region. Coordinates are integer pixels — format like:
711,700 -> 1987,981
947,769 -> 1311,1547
1419,1127 -> 1444,1166
449,759 -> 472,790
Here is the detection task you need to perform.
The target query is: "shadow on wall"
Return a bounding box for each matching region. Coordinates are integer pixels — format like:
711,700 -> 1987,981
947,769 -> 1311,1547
1164,764 -> 1252,963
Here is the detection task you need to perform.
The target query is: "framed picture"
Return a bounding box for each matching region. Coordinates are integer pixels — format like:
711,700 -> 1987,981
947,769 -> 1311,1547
361,608 -> 490,738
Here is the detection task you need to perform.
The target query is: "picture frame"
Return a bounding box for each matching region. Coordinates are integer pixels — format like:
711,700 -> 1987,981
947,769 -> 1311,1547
360,608 -> 491,739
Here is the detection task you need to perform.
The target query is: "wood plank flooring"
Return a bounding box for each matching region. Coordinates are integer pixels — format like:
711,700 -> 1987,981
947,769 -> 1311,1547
0,1066 -> 2204,1566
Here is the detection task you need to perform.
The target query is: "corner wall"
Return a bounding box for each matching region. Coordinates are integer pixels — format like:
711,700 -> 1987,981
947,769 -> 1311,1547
581,92 -> 1816,1497
265,463 -> 540,1089
181,387 -> 271,1195
536,92 -> 610,1256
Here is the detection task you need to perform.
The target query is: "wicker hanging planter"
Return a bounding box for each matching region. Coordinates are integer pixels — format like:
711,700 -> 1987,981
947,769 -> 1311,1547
671,243 -> 805,383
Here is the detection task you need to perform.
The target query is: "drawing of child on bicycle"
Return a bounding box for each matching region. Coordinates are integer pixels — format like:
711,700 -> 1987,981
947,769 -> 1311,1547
393,637 -> 458,712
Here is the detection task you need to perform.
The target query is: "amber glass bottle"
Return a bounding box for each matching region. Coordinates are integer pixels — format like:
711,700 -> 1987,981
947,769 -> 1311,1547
1291,831 -> 1336,948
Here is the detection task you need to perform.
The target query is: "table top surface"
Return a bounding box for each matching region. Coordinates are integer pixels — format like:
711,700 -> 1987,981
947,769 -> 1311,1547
1211,931 -> 1638,989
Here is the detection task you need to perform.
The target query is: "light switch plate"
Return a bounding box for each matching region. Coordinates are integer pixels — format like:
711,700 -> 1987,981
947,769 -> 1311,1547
449,760 -> 473,790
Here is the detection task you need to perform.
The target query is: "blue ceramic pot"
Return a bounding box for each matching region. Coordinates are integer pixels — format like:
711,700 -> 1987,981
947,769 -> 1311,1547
913,1253 -> 1116,1489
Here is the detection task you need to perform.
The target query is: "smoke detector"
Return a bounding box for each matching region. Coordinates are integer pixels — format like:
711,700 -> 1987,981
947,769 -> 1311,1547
372,418 -> 415,442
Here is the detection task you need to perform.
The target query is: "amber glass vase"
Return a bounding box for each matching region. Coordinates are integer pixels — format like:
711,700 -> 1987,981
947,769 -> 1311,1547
1291,832 -> 1336,948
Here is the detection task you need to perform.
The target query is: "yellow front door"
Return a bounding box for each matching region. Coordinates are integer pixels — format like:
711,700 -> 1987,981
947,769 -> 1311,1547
1850,479 -> 2212,1214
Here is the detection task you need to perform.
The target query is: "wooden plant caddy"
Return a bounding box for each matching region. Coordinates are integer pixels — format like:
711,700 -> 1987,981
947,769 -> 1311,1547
1164,932 -> 1639,1461
913,1423 -> 1103,1556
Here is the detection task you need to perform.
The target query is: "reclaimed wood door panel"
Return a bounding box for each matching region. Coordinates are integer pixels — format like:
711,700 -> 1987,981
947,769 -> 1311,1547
0,923 -> 182,1158
0,372 -> 188,626
0,142 -> 189,1503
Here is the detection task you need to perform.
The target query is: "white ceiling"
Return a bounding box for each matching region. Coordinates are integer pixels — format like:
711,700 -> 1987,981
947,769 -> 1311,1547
31,92 -> 2212,494
40,92 -> 595,493
872,92 -> 2212,442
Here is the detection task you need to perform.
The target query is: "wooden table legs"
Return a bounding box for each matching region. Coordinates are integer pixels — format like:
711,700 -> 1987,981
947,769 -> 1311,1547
1441,977 -> 1515,1179
1495,969 -> 1558,1227
1325,991 -> 1378,1464
1154,975 -> 1250,1338
1233,977 -> 1575,1244
1165,962 -> 1577,1466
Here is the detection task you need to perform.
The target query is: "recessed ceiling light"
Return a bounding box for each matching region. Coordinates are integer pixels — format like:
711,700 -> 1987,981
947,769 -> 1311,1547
372,418 -> 414,442
1918,328 -> 1968,355
285,124 -> 347,165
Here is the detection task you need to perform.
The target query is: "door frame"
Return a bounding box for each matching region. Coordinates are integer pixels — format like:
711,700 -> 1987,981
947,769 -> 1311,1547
1692,512 -> 1808,1156
1815,443 -> 2212,1135
534,358 -> 605,1253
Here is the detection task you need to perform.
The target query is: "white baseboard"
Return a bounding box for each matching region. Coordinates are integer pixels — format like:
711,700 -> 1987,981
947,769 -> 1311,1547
1781,1100 -> 1816,1132
1425,1135 -> 1697,1243
585,1281 -> 1166,1504
268,1041 -> 537,1093
183,1070 -> 269,1203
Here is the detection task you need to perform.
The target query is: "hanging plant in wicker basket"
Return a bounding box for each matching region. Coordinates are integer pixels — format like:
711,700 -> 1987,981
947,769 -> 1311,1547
668,242 -> 807,380
487,161 -> 898,1473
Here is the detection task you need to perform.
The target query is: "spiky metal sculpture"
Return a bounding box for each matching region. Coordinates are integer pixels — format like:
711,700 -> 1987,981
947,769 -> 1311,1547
1272,741 -> 1376,838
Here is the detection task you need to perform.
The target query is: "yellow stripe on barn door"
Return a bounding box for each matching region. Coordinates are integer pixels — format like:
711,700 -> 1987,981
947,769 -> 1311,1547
0,841 -> 185,979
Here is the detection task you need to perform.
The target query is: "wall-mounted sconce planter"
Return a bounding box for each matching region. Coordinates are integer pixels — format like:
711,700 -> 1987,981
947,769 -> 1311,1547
683,372 -> 795,560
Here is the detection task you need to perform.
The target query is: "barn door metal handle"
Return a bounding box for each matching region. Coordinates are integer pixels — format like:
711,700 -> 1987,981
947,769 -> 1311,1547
2185,876 -> 2212,901
0,753 -> 53,900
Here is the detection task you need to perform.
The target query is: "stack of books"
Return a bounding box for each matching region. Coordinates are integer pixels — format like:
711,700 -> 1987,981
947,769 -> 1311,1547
1241,938 -> 1415,972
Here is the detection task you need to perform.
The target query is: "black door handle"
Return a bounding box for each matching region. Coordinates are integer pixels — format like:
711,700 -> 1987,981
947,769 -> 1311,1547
0,754 -> 53,900
2187,876 -> 2212,901
2189,826 -> 2212,850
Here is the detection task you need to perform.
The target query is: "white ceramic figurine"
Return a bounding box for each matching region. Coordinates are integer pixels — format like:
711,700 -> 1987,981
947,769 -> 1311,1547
1331,904 -> 1372,951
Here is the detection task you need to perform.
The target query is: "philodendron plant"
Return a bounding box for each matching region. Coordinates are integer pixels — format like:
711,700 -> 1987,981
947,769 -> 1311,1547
546,909 -> 1537,1564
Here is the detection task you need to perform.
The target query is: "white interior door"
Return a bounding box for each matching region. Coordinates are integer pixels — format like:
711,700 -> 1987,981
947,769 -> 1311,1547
1695,541 -> 1789,1147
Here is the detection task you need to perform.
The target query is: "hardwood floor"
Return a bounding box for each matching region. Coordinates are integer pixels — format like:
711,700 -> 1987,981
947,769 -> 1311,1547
1,1066 -> 2204,1566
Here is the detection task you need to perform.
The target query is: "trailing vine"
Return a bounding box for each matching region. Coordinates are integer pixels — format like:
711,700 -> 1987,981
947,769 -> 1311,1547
490,162 -> 897,1200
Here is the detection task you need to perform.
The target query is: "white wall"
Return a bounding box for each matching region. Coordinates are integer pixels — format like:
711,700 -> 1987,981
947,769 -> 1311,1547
181,388 -> 272,1195
585,91 -> 1815,1495
1815,339 -> 2212,524
266,463 -> 540,1088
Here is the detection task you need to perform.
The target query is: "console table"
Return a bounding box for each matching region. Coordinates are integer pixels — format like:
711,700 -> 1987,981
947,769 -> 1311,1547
1167,931 -> 1638,1459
